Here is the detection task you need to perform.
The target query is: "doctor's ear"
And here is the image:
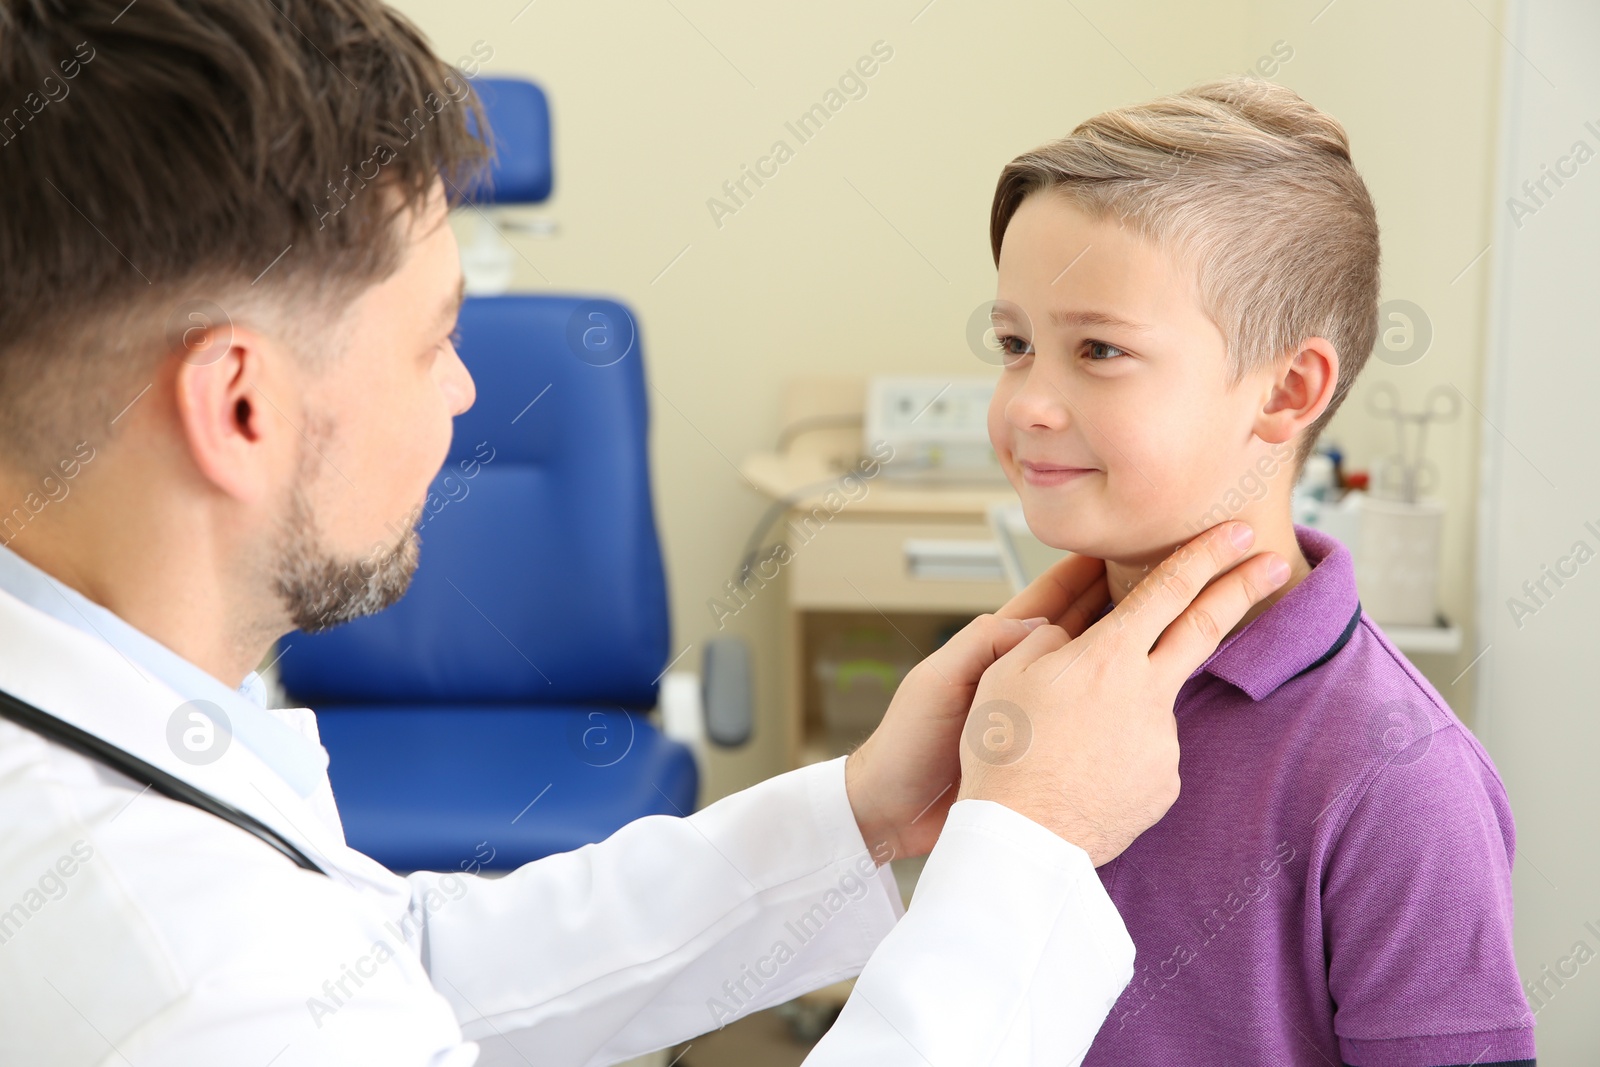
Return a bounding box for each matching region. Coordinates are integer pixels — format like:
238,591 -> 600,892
1255,337 -> 1339,446
169,318 -> 287,504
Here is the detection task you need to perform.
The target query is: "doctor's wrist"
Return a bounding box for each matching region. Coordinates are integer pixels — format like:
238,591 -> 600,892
843,745 -> 919,866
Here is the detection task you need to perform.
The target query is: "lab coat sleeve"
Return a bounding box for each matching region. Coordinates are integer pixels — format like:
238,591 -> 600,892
409,756 -> 906,1065
804,798 -> 1135,1065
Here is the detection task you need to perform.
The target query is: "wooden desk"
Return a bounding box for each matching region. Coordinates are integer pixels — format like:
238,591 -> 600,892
738,447 -> 1018,770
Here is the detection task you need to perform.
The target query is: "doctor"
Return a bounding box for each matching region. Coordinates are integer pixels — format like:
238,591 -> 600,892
0,1 -> 1289,1064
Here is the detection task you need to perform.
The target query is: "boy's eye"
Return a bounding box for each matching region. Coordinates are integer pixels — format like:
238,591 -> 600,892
994,332 -> 1034,364
1085,340 -> 1128,362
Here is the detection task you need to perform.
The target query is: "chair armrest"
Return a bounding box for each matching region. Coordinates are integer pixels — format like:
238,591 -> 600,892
660,637 -> 753,751
658,671 -> 706,749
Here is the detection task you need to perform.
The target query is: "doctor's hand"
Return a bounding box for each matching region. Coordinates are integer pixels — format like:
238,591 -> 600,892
955,520 -> 1288,866
843,551 -> 1112,865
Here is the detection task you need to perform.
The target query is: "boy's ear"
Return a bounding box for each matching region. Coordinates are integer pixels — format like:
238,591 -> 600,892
1255,337 -> 1339,446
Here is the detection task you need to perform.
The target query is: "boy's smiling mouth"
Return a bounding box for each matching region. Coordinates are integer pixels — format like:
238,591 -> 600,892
1018,459 -> 1099,487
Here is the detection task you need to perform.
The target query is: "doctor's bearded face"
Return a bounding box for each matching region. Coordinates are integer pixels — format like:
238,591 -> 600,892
985,193 -> 1271,568
269,184 -> 475,633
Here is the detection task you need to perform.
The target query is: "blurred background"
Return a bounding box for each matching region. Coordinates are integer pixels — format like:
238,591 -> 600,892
368,0 -> 1598,1061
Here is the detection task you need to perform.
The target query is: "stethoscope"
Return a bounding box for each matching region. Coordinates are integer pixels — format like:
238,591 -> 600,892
0,686 -> 329,877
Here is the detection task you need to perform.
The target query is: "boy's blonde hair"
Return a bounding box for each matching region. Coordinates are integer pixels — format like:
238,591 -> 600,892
990,77 -> 1380,468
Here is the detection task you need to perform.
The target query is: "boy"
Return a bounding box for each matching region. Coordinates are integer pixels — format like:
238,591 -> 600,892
983,78 -> 1535,1066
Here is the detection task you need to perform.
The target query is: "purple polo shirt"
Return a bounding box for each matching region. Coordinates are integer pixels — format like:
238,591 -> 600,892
1083,524 -> 1534,1067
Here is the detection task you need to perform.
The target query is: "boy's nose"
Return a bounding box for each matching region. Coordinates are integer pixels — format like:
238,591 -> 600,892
1006,367 -> 1072,432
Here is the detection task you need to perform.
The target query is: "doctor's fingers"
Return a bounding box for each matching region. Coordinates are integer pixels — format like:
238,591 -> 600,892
995,551 -> 1108,631
1091,521 -> 1263,658
986,619 -> 1073,675
917,612 -> 1055,687
1055,570 -> 1111,638
1148,549 -> 1288,689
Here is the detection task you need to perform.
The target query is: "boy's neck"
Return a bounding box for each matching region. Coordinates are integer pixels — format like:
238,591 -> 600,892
1103,514 -> 1314,642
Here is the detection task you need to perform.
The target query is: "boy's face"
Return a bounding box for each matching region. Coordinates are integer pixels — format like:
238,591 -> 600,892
987,192 -> 1286,566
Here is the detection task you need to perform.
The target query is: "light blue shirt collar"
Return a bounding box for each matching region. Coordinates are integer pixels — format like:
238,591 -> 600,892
0,543 -> 327,797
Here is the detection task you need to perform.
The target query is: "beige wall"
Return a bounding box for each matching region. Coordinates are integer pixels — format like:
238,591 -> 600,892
393,0 -> 1503,799
1475,0 -> 1600,1057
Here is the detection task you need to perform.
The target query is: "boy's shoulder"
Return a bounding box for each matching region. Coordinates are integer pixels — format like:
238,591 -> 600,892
1103,614 -> 1534,1067
1291,598 -> 1495,768
1114,528 -> 1534,1065
1349,608 -> 1497,772
1180,523 -> 1514,849
1310,612 -> 1513,844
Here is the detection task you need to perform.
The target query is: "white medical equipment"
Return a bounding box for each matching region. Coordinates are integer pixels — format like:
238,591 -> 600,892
1357,384 -> 1458,626
864,376 -> 1006,483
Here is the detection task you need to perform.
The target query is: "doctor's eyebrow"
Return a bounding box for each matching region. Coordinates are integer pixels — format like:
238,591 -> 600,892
1048,308 -> 1152,332
434,276 -> 467,332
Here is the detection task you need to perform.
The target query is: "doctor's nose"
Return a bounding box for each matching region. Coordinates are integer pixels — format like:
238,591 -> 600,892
440,343 -> 477,417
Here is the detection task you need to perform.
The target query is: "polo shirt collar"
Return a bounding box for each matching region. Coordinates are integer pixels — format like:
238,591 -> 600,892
1190,523 -> 1362,701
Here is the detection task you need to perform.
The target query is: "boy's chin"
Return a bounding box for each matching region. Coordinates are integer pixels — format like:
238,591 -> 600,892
1019,505 -> 1101,555
1021,504 -> 1189,565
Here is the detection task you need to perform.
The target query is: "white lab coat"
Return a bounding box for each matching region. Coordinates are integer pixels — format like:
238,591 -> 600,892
0,586 -> 1134,1066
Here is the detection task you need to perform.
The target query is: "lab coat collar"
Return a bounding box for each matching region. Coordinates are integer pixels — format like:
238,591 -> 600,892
0,542 -> 328,797
0,584 -> 395,895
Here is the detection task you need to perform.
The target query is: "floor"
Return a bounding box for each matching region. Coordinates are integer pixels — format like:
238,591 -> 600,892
648,857 -> 927,1066
666,1004 -> 824,1067
612,982 -> 852,1066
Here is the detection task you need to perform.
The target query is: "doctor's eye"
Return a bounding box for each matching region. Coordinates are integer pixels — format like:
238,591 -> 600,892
1084,340 -> 1129,362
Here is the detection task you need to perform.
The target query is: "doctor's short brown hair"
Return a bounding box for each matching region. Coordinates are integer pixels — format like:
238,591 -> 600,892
0,0 -> 489,469
989,77 -> 1381,468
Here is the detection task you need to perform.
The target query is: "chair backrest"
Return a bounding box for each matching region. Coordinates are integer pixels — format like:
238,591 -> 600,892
280,295 -> 671,710
466,77 -> 553,204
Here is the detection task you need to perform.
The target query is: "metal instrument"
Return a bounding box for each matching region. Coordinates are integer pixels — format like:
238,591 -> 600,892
1366,383 -> 1459,504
